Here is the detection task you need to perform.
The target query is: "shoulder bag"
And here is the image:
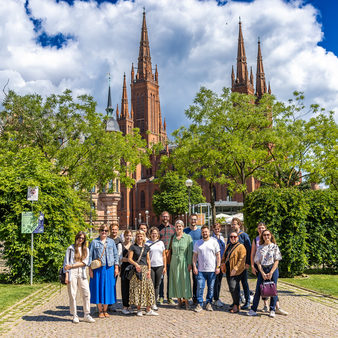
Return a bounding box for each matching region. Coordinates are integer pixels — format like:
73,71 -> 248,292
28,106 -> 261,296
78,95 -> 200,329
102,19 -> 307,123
90,242 -> 106,270
221,243 -> 240,274
125,245 -> 145,280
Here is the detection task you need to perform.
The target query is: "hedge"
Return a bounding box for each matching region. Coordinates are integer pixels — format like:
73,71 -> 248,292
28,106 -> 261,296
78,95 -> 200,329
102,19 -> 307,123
244,188 -> 337,276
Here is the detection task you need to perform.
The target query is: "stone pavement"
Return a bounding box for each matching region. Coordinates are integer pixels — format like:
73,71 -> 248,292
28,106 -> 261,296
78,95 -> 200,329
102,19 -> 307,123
1,278 -> 337,337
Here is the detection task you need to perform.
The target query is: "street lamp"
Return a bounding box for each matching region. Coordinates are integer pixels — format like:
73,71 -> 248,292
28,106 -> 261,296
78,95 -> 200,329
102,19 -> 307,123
185,179 -> 193,216
138,213 -> 142,225
145,210 -> 149,226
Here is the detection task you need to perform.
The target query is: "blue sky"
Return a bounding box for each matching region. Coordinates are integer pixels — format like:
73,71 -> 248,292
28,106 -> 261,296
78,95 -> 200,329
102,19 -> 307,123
1,0 -> 338,136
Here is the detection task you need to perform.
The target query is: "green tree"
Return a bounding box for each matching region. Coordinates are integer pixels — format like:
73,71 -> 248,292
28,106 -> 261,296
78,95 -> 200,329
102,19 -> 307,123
0,147 -> 88,283
0,90 -> 150,191
152,171 -> 205,221
169,87 -> 275,222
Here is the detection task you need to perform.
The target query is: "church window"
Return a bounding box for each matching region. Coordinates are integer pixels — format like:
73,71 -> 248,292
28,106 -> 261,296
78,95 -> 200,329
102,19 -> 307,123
140,190 -> 145,209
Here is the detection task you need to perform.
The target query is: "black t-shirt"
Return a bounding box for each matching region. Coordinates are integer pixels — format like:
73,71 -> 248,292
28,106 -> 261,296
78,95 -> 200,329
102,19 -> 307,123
121,244 -> 131,273
130,244 -> 149,266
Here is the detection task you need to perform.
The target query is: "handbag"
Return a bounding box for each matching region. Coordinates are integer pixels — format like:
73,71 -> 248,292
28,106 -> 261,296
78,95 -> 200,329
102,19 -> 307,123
90,242 -> 106,270
165,235 -> 174,265
59,267 -> 66,285
125,246 -> 145,280
260,281 -> 277,297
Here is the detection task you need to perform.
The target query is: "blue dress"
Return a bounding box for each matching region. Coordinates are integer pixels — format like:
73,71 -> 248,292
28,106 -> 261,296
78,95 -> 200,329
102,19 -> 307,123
90,255 -> 116,305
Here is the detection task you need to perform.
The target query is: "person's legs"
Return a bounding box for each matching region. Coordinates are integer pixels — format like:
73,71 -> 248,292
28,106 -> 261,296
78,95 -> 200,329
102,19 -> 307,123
269,268 -> 279,311
213,271 -> 222,301
240,269 -> 250,307
196,271 -> 206,306
79,276 -> 91,316
251,271 -> 263,312
121,274 -> 130,308
166,264 -> 170,300
192,270 -> 198,303
154,266 -> 164,301
67,271 -> 79,317
205,272 -> 216,304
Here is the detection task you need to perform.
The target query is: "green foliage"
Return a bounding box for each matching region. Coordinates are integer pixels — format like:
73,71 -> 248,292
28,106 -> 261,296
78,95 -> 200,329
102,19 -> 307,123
244,188 -> 309,277
0,90 -> 150,190
152,171 -> 205,219
304,190 -> 338,270
0,147 -> 89,283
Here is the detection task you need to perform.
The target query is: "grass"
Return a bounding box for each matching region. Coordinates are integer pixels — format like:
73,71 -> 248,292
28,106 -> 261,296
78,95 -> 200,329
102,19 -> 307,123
280,274 -> 338,297
0,284 -> 43,313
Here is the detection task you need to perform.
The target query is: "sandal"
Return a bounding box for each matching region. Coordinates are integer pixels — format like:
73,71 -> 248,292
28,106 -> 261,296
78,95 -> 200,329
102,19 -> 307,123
230,305 -> 239,313
103,312 -> 110,318
98,312 -> 105,318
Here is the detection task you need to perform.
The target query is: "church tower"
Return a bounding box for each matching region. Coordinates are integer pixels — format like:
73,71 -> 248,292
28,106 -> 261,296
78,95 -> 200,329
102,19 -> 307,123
255,38 -> 267,99
231,19 -> 255,95
130,10 -> 167,147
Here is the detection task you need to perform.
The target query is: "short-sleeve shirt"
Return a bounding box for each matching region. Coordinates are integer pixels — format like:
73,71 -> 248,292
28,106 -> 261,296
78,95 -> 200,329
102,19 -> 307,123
146,240 -> 165,267
193,238 -> 220,272
254,243 -> 282,266
184,227 -> 202,246
130,244 -> 149,266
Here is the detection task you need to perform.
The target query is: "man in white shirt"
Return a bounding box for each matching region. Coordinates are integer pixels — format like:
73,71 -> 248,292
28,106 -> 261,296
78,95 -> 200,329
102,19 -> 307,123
193,225 -> 221,312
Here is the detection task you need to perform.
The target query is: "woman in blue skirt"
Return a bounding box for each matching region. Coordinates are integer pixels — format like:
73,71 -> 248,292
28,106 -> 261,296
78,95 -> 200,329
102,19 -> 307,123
89,224 -> 119,318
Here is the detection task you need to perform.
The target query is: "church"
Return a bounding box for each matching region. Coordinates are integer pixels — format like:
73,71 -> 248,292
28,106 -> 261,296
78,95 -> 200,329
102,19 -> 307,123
94,11 -> 271,229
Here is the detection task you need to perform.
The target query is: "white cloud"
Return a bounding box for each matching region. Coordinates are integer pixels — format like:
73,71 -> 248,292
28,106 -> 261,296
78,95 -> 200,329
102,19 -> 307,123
0,0 -> 337,136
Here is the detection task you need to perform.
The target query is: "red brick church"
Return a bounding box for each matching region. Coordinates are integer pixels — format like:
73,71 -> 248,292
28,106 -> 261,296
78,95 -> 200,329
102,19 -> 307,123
96,12 -> 271,229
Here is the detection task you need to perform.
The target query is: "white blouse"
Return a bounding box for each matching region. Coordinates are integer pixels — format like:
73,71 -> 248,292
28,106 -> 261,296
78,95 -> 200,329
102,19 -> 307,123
254,243 -> 282,266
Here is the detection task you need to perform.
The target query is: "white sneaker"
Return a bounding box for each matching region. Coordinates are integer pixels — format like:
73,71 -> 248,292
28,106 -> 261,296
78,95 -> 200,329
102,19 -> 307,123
84,315 -> 95,323
152,304 -> 158,311
269,310 -> 275,318
247,309 -> 257,316
136,310 -> 143,317
262,305 -> 269,312
122,309 -> 130,315
214,300 -> 224,308
145,309 -> 159,316
72,316 -> 79,323
194,304 -> 203,313
276,308 -> 288,316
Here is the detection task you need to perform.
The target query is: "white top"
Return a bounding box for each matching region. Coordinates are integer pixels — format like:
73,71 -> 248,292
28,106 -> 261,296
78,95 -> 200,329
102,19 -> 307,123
146,240 -> 166,267
254,243 -> 282,266
193,238 -> 220,272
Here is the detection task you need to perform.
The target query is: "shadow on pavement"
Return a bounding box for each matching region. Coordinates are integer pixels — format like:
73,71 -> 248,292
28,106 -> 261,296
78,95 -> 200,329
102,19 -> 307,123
22,314 -> 69,322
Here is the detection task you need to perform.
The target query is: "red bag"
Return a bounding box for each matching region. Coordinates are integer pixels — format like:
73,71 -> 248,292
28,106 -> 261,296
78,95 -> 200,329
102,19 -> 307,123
260,281 -> 277,297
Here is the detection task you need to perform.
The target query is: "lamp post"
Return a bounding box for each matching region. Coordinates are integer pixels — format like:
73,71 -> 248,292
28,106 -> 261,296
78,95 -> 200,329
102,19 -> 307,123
145,210 -> 149,227
185,179 -> 193,216
138,213 -> 142,225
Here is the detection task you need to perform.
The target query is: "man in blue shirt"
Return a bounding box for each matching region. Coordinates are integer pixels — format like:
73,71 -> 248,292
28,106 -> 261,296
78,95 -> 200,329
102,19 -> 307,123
227,217 -> 252,310
183,213 -> 202,304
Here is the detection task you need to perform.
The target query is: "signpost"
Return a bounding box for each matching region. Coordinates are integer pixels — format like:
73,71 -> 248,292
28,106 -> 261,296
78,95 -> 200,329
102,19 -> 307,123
22,187 -> 44,285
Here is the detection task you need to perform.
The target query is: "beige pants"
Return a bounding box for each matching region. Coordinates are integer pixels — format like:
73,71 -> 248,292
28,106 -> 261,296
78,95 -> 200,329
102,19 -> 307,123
67,267 -> 90,317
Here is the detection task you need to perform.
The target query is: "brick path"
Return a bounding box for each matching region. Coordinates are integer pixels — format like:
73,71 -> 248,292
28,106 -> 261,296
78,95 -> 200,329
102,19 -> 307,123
1,278 -> 337,337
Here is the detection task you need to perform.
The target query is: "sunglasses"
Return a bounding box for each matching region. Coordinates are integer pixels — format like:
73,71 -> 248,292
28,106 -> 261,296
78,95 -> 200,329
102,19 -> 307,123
230,236 -> 238,239
100,229 -> 109,233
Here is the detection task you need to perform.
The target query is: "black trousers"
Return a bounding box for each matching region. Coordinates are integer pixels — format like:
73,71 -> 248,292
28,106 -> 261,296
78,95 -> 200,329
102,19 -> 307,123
192,270 -> 198,300
120,271 -> 130,308
226,272 -> 243,306
151,266 -> 164,301
213,271 -> 223,301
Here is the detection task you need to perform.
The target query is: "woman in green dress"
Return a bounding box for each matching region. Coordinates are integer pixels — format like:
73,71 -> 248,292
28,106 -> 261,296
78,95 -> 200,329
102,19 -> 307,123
168,220 -> 193,309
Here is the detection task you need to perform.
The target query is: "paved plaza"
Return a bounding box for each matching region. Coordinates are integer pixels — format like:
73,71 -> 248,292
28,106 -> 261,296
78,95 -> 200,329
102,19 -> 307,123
1,278 -> 337,337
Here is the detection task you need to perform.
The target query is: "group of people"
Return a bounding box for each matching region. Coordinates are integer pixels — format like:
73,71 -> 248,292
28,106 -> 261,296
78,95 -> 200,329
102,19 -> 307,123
63,211 -> 288,323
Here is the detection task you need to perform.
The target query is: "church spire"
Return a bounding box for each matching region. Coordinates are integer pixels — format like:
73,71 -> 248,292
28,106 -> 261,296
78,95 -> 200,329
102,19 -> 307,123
106,74 -> 114,116
255,37 -> 267,98
121,73 -> 129,118
232,19 -> 254,95
236,17 -> 248,84
137,9 -> 153,81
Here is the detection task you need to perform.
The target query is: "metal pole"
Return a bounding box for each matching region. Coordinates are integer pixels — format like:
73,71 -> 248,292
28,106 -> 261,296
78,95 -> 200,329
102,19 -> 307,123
188,188 -> 191,216
31,233 -> 33,285
90,189 -> 93,237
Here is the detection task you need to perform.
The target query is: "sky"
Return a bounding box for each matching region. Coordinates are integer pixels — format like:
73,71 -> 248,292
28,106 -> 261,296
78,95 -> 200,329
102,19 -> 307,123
1,0 -> 338,137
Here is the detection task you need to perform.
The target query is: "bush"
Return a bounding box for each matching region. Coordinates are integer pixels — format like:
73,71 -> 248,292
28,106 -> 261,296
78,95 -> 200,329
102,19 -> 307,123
304,190 -> 337,270
244,188 -> 309,277
0,148 -> 89,283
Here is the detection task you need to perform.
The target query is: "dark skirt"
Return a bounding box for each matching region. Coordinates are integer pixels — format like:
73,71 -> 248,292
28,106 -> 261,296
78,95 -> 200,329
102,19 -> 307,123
90,264 -> 116,305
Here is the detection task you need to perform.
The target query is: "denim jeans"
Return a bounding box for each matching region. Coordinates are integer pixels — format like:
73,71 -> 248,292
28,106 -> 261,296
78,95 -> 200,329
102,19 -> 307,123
240,268 -> 250,304
197,271 -> 216,305
159,264 -> 170,299
251,265 -> 279,312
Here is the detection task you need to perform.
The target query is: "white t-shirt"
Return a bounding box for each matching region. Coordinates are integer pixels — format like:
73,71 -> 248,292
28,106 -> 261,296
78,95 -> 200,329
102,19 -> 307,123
193,238 -> 220,272
146,240 -> 166,267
